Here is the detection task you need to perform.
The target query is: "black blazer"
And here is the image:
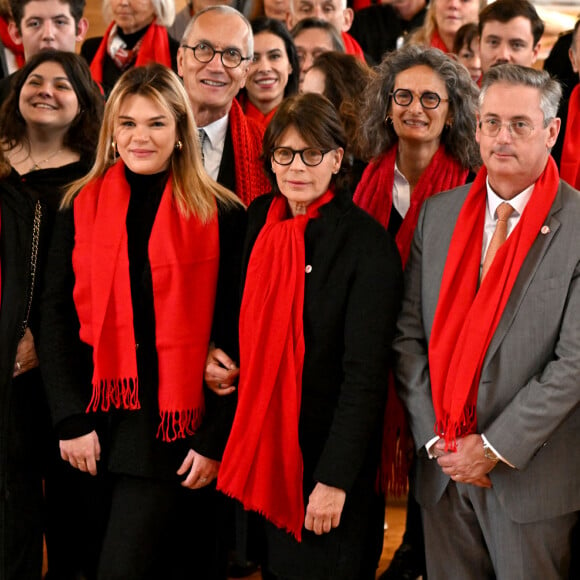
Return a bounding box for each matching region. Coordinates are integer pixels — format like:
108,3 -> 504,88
243,191 -> 402,577
39,186 -> 246,480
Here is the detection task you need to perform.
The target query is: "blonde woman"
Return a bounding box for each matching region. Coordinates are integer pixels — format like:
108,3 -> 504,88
407,0 -> 485,53
40,63 -> 245,579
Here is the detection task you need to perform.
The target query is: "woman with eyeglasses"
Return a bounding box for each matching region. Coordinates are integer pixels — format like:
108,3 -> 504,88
40,64 -> 246,579
353,45 -> 479,580
81,0 -> 179,98
216,93 -> 403,580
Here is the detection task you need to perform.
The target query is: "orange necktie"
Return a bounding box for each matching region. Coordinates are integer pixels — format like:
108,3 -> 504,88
481,201 -> 514,281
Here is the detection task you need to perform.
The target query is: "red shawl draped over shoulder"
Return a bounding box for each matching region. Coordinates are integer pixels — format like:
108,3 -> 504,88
354,143 -> 468,493
429,158 -> 559,448
218,191 -> 334,542
72,161 -> 219,441
560,84 -> 580,190
89,20 -> 172,83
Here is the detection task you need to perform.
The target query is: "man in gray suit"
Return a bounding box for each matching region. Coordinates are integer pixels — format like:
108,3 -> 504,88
394,63 -> 580,579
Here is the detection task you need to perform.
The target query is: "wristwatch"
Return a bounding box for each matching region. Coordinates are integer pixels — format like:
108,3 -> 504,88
483,440 -> 499,463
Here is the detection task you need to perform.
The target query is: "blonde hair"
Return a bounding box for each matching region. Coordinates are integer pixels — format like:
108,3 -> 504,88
407,0 -> 486,48
102,0 -> 175,27
62,64 -> 242,221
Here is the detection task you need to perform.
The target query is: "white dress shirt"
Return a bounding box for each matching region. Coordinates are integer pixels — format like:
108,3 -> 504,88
393,162 -> 411,218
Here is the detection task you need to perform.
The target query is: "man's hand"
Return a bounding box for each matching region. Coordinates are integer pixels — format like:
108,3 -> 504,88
304,483 -> 346,535
204,347 -> 239,396
177,449 -> 220,489
60,431 -> 101,476
436,434 -> 496,488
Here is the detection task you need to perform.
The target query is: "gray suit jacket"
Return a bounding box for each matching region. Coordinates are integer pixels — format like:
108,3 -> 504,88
394,178 -> 580,524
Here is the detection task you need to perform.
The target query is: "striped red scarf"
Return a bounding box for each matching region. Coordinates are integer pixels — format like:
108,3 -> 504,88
72,161 -> 219,441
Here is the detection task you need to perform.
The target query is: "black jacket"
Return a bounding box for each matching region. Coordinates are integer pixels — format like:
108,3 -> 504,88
243,192 -> 403,579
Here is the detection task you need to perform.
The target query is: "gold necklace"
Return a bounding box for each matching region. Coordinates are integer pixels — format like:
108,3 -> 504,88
28,147 -> 63,171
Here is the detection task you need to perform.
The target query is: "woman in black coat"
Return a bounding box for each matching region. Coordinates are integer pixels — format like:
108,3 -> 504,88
216,93 -> 403,580
39,64 -> 246,580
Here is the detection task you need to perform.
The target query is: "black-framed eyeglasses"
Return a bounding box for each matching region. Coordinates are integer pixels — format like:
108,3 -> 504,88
181,42 -> 251,69
478,118 -> 547,139
390,88 -> 449,110
271,147 -> 332,167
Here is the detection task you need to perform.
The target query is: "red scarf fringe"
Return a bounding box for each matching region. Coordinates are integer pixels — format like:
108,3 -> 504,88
218,191 -> 334,542
354,144 -> 468,492
73,161 -> 219,442
429,158 -> 559,449
561,84 -> 580,190
89,20 -> 172,83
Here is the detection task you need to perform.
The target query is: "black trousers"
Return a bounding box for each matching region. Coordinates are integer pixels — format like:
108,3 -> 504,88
97,474 -> 228,580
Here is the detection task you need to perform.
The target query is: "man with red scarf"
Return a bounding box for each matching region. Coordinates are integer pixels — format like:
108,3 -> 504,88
178,5 -> 269,207
287,0 -> 366,62
394,64 -> 579,579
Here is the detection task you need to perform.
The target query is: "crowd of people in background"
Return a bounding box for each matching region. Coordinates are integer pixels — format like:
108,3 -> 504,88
0,0 -> 578,579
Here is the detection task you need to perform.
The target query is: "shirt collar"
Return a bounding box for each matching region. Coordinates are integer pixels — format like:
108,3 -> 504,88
485,177 -> 535,219
200,114 -> 229,149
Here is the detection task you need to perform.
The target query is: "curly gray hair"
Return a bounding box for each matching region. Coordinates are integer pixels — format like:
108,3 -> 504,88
357,45 -> 480,169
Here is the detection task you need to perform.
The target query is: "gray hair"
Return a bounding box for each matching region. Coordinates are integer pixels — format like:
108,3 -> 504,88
357,45 -> 480,169
103,0 -> 175,27
479,64 -> 562,122
290,18 -> 345,53
182,5 -> 254,57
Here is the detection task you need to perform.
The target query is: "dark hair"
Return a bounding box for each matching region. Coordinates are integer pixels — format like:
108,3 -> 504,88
357,45 -> 480,169
290,17 -> 345,52
10,0 -> 86,29
251,16 -> 300,97
262,93 -> 346,193
308,51 -> 374,160
453,22 -> 479,55
478,0 -> 544,46
0,50 -> 103,160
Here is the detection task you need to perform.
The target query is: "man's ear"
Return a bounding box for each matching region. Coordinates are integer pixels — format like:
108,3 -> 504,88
530,41 -> 540,65
76,17 -> 89,43
342,7 -> 354,32
8,20 -> 23,46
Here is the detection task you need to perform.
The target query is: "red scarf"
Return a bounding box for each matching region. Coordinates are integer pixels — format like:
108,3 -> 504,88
240,93 -> 277,133
89,21 -> 171,83
229,98 -> 271,206
218,190 -> 334,542
354,144 -> 467,493
354,144 -> 468,266
341,31 -> 365,62
72,161 -> 219,441
430,29 -> 450,52
560,84 -> 580,190
429,158 -> 559,449
0,18 -> 25,69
